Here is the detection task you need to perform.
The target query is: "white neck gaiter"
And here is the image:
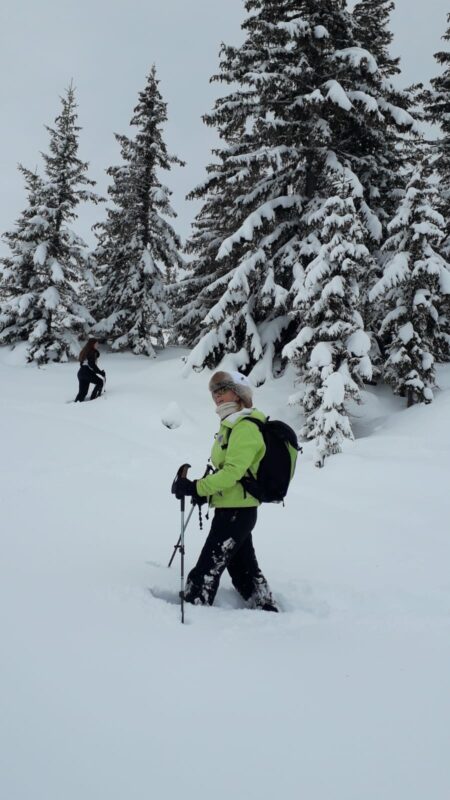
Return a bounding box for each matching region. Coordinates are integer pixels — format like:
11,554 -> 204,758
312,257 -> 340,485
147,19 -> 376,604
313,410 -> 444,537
216,401 -> 241,420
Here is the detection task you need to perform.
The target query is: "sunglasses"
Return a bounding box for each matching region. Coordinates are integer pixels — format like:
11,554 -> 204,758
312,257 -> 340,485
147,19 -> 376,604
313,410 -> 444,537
211,384 -> 234,397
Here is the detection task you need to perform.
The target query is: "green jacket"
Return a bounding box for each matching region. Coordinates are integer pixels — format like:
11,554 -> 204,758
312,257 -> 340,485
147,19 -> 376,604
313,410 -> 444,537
196,408 -> 266,508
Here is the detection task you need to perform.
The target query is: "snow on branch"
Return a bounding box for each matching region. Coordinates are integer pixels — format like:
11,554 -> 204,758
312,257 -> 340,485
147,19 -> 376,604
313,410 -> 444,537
360,201 -> 383,242
347,330 -> 371,358
314,25 -> 329,39
279,18 -> 310,36
33,243 -> 48,266
282,326 -> 314,360
205,250 -> 266,325
347,91 -> 380,114
333,48 -> 379,75
325,153 -> 364,198
369,252 -> 410,299
310,341 -> 333,368
377,98 -> 420,132
217,195 -> 302,259
42,286 -> 60,311
439,265 -> 450,295
323,80 -> 353,112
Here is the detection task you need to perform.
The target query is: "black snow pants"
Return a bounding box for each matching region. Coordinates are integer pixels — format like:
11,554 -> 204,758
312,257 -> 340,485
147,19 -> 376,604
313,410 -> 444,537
184,507 -> 274,608
75,366 -> 104,402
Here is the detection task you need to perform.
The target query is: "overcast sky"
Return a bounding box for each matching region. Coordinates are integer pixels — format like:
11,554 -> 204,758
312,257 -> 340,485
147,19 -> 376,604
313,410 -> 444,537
0,0 -> 448,254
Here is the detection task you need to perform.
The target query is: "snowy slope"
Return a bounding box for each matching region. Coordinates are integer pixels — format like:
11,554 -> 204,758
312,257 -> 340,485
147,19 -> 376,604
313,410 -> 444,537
0,346 -> 449,800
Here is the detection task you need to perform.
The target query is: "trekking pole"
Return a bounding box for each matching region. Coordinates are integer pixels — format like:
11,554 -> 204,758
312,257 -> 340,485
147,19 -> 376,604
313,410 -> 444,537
167,504 -> 195,568
167,461 -> 212,568
171,463 -> 191,624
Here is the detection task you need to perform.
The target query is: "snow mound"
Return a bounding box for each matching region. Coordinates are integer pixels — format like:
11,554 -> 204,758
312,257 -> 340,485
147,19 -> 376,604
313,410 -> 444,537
161,400 -> 182,429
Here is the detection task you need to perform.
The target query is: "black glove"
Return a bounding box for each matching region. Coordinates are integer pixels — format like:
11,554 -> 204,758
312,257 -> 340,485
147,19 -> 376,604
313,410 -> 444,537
173,477 -> 206,506
173,477 -> 194,498
101,370 -> 106,377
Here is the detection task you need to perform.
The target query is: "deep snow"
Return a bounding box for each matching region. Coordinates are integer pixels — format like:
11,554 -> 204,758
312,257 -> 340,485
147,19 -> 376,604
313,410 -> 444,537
0,346 -> 449,800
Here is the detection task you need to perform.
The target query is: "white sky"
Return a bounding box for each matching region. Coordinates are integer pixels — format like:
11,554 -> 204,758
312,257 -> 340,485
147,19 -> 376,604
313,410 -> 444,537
0,0 -> 448,253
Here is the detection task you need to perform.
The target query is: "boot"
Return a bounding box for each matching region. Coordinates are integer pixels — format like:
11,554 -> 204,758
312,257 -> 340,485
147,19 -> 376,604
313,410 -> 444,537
258,601 -> 279,612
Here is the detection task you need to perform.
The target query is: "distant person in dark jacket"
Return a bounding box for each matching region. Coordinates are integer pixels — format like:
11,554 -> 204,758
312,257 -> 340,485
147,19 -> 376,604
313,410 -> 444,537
75,338 -> 105,402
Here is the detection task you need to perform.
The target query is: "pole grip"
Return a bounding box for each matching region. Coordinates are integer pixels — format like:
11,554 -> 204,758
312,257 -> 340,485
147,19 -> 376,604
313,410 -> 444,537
171,463 -> 191,498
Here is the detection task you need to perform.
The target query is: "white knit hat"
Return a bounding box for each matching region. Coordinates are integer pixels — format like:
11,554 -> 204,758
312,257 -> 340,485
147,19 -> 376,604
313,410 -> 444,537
209,370 -> 254,408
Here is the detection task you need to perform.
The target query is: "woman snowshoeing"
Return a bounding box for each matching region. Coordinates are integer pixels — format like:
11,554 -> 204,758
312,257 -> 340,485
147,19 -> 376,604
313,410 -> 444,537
75,338 -> 105,402
173,370 -> 278,611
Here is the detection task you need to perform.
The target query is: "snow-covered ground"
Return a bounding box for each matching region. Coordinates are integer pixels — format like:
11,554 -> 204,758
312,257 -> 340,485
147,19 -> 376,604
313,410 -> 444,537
1,346 -> 449,800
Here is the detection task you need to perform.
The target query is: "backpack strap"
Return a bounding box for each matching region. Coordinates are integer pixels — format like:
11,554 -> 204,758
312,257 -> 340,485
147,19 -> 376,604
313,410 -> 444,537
219,428 -> 231,450
217,417 -> 266,500
239,417 -> 265,433
235,417 -> 267,500
220,415 -> 265,447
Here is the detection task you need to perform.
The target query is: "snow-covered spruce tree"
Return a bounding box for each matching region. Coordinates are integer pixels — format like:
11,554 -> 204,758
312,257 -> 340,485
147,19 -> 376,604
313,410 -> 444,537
0,167 -> 43,309
369,155 -> 450,407
351,0 -> 418,227
353,0 -> 398,72
424,13 -> 450,256
94,66 -> 184,356
178,0 -> 418,381
281,0 -> 418,384
175,0 -> 300,381
0,85 -> 99,363
172,159 -> 259,363
283,172 -> 374,466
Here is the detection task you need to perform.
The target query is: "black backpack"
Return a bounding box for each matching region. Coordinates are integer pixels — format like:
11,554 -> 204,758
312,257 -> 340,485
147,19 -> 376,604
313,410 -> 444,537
239,417 -> 301,503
